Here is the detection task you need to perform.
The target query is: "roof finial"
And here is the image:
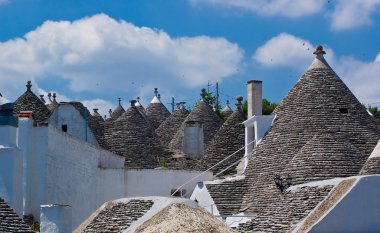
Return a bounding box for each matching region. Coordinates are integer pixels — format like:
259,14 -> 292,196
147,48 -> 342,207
40,95 -> 45,103
313,45 -> 326,56
118,97 -> 121,105
26,81 -> 32,91
236,96 -> 243,110
154,88 -> 158,97
130,99 -> 137,107
109,109 -> 112,117
137,97 -> 140,102
158,94 -> 161,100
93,108 -> 99,113
52,93 -> 57,103
200,89 -> 207,101
180,102 -> 186,110
226,100 -> 230,106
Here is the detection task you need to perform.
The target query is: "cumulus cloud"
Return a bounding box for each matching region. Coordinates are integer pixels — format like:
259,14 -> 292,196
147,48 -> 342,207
253,33 -> 380,105
191,0 -> 324,18
328,0 -> 380,31
0,14 -> 243,102
252,33 -> 334,70
81,99 -> 116,118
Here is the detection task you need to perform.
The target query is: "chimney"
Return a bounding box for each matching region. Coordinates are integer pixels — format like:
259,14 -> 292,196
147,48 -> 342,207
183,120 -> 204,159
247,80 -> 262,118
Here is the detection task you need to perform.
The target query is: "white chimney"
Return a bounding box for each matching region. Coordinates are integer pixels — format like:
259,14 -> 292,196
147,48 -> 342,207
183,120 -> 204,159
247,80 -> 262,118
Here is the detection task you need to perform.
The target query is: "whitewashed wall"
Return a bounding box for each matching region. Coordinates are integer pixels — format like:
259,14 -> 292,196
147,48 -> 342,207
124,169 -> 213,198
18,119 -> 49,219
309,175 -> 380,233
45,127 -> 124,229
48,104 -> 98,146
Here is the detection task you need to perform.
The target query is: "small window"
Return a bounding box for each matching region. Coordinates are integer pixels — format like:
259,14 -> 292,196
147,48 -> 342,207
62,124 -> 68,132
171,188 -> 186,197
339,108 -> 348,114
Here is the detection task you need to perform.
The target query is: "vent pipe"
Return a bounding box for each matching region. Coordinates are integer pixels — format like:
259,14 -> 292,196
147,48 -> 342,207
247,80 -> 262,118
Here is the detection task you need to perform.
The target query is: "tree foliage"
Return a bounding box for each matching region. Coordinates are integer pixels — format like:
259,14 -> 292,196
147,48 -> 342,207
368,106 -> 380,118
242,99 -> 278,116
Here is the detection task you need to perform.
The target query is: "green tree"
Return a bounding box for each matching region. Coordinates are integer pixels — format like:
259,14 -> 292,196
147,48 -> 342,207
369,106 -> 380,118
242,99 -> 278,117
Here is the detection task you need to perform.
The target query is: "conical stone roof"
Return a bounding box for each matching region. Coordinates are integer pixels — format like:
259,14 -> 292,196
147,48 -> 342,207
283,133 -> 366,185
106,101 -> 167,169
110,98 -> 126,121
169,99 -> 223,152
13,81 -> 51,123
241,46 -> 380,215
203,99 -> 246,176
360,139 -> 380,175
155,103 -> 189,147
145,93 -> 171,129
0,198 -> 34,233
221,100 -> 233,117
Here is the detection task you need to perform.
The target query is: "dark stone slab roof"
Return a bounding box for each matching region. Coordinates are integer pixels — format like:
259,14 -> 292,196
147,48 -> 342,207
241,51 -> 380,215
203,107 -> 246,176
283,133 -> 366,185
81,199 -> 154,233
105,105 -> 168,169
145,103 -> 171,129
0,198 -> 34,233
69,102 -> 107,148
13,81 -> 51,123
155,108 -> 189,147
110,104 -> 125,121
169,100 -> 223,151
360,157 -> 380,175
237,185 -> 333,233
206,178 -> 247,216
221,100 -> 233,118
360,140 -> 380,175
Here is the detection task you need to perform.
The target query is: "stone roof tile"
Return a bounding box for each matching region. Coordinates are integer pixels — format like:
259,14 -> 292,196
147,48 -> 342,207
169,100 -> 223,151
203,107 -> 246,176
13,81 -> 51,123
0,198 -> 34,233
241,47 -> 380,215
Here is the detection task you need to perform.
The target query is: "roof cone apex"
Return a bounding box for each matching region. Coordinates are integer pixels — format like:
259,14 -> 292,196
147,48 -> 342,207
150,95 -> 161,103
307,45 -> 332,71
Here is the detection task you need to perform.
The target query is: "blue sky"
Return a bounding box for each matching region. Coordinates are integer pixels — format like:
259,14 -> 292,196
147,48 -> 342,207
1,0 -> 380,115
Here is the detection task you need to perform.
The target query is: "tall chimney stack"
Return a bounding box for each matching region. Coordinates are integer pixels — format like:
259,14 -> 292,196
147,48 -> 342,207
247,80 -> 262,118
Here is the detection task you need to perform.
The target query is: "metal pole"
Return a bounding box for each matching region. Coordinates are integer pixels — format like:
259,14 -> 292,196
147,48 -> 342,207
216,82 -> 219,111
172,97 -> 175,113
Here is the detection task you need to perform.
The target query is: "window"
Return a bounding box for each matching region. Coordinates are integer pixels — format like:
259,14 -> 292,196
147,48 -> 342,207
62,124 -> 68,132
339,108 -> 348,114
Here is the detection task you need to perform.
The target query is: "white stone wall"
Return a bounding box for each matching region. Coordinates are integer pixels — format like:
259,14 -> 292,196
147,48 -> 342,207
124,169 -> 213,198
0,147 -> 23,215
49,104 -> 98,146
309,175 -> 380,233
45,127 -> 124,229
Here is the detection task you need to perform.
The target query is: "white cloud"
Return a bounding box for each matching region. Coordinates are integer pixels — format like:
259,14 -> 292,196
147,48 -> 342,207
252,33 -> 334,70
335,56 -> 380,105
81,99 -> 116,118
328,0 -> 380,31
253,33 -> 380,105
0,0 -> 9,4
191,0 -> 325,18
0,14 -> 243,101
